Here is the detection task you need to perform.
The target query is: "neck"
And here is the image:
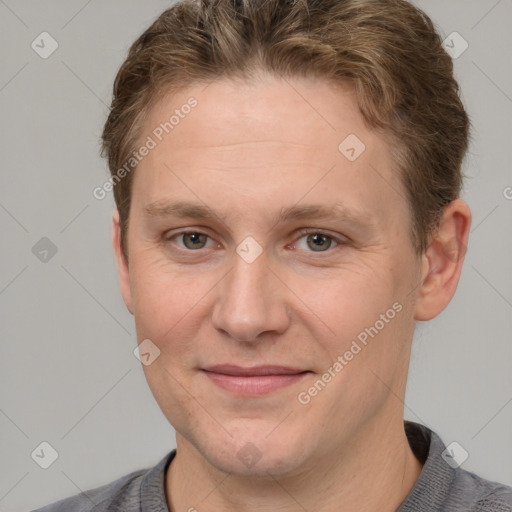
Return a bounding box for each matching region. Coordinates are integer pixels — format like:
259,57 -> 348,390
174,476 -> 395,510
166,416 -> 423,512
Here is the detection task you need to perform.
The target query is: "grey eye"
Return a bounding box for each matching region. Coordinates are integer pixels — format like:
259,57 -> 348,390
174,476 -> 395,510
305,233 -> 334,252
181,232 -> 209,250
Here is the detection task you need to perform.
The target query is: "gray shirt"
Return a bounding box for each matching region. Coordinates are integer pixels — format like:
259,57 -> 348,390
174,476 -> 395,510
31,422 -> 512,511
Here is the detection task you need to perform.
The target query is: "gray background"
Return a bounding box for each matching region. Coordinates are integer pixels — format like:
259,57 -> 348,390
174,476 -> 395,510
0,1 -> 511,510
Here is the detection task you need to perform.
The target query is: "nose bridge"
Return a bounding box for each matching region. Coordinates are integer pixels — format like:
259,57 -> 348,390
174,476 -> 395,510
211,249 -> 288,342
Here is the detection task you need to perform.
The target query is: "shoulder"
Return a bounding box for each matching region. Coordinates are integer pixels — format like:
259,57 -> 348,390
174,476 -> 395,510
452,467 -> 512,512
401,422 -> 512,512
30,452 -> 174,512
30,468 -> 146,512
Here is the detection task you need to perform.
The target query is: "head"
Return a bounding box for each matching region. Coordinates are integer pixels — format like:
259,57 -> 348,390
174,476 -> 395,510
103,0 -> 471,477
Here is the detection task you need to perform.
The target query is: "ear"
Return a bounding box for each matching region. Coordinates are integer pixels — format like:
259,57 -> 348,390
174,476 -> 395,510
414,199 -> 472,321
112,210 -> 134,315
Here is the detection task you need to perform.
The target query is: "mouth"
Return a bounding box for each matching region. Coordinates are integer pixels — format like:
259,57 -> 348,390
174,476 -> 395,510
201,365 -> 311,395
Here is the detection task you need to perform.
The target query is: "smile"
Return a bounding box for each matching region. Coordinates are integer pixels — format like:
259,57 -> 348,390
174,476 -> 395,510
202,365 -> 311,395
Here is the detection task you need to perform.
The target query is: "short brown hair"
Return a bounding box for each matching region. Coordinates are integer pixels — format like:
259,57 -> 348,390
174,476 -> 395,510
101,0 -> 469,259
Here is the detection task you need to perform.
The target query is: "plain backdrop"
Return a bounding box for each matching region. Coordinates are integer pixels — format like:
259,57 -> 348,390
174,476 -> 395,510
1,1 -> 511,510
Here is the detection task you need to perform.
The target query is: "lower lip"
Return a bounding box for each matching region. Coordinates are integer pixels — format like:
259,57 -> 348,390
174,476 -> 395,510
203,371 -> 309,395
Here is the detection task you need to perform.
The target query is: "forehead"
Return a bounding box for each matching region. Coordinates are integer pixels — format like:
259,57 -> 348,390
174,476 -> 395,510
132,75 -> 407,232
144,75 -> 368,153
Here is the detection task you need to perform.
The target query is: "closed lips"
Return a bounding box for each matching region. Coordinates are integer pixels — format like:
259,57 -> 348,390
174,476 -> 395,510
203,365 -> 309,376
201,365 -> 312,395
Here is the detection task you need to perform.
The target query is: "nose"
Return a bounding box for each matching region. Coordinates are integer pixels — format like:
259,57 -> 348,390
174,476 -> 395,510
211,248 -> 290,343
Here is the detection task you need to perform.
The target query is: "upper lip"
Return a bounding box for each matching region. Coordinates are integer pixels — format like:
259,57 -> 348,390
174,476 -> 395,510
203,365 -> 308,376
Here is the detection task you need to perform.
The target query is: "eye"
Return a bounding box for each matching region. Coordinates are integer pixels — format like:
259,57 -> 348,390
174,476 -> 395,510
293,230 -> 343,253
164,229 -> 345,254
167,231 -> 216,250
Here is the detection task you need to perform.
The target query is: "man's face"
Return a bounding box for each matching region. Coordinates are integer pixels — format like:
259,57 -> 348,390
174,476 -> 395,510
118,75 -> 423,476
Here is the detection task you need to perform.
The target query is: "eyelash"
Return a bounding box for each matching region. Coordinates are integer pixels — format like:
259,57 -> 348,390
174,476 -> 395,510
163,228 -> 347,254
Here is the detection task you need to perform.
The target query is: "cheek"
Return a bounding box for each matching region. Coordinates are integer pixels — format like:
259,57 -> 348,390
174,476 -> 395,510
303,301 -> 412,416
128,254 -> 224,379
129,254 -> 204,334
302,263 -> 393,329
301,263 -> 412,377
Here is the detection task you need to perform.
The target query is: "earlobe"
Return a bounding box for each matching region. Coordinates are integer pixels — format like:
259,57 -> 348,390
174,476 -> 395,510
112,210 -> 134,315
414,199 -> 471,321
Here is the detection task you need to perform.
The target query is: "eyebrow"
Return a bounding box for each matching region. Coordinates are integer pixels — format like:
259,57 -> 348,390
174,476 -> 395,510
143,200 -> 374,230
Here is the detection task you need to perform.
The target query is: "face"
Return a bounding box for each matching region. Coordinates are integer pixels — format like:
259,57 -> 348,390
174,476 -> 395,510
116,74 -> 425,477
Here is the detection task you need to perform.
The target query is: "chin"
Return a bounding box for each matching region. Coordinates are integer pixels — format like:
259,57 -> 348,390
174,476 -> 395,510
188,420 -> 312,478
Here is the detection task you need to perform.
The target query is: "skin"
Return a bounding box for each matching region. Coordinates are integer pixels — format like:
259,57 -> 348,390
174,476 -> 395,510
112,73 -> 471,512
